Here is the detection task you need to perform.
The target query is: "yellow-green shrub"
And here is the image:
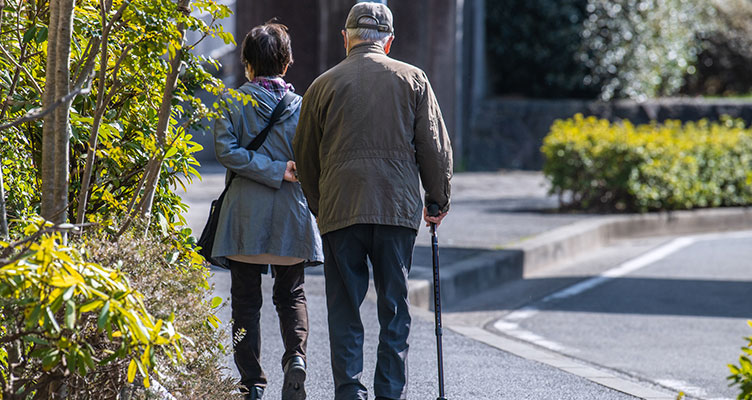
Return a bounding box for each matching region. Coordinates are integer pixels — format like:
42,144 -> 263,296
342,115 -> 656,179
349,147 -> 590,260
0,219 -> 237,399
728,320 -> 752,399
0,221 -> 182,398
542,114 -> 752,211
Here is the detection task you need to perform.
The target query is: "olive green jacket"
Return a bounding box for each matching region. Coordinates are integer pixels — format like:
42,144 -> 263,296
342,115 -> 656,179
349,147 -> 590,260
293,42 -> 452,235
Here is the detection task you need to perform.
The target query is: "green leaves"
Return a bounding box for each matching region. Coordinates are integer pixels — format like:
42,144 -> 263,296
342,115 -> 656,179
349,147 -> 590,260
22,26 -> 37,44
543,114 -> 752,211
728,322 -> 752,399
1,0 -> 236,397
0,227 -> 185,393
579,0 -> 715,100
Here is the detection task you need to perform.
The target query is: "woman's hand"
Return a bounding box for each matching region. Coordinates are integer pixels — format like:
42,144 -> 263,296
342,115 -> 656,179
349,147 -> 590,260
284,160 -> 298,182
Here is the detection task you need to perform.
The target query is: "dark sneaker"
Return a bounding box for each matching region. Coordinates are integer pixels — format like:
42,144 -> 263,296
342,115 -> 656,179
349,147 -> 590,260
282,356 -> 306,400
242,385 -> 264,400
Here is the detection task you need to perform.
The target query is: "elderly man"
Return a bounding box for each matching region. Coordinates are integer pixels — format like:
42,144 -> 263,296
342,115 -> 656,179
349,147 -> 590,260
293,2 -> 452,399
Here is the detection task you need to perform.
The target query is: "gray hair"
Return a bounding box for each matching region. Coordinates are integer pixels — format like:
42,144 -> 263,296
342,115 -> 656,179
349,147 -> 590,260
346,16 -> 392,47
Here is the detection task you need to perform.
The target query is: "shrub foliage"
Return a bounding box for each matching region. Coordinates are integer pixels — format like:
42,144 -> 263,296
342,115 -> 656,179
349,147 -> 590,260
0,220 -> 184,398
728,321 -> 752,400
542,114 -> 752,211
0,0 -> 242,398
486,0 -> 752,99
578,0 -> 714,101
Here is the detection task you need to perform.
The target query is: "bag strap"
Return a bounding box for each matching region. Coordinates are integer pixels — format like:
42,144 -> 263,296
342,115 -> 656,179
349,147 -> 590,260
225,91 -> 296,186
246,91 -> 295,152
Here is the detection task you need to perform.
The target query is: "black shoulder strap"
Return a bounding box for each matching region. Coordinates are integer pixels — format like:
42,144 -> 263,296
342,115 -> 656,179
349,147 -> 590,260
246,91 -> 296,151
225,91 -> 296,187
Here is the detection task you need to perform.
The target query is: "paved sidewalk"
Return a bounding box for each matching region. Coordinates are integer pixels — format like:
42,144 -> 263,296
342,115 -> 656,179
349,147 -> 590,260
180,163 -> 752,399
179,164 -> 666,399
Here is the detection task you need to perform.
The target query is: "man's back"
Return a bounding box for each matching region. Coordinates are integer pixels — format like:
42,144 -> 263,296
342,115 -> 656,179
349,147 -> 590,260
294,42 -> 452,235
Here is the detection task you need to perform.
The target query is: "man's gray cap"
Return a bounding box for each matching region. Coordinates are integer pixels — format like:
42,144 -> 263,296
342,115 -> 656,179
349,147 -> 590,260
345,2 -> 394,34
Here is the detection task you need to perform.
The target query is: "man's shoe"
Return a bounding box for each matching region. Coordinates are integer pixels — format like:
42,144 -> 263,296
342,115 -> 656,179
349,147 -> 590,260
242,385 -> 264,400
282,356 -> 306,400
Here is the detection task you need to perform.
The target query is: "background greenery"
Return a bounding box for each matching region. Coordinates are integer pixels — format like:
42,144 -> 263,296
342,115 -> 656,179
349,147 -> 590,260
485,0 -> 597,98
542,114 -> 752,211
0,0 -> 243,398
486,0 -> 752,100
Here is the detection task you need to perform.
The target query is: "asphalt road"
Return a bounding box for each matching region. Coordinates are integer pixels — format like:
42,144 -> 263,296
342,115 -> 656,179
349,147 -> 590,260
209,268 -> 639,399
181,166 -> 751,398
480,231 -> 752,400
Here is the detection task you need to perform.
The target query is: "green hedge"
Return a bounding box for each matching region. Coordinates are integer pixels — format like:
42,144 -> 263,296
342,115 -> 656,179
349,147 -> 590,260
542,114 -> 752,211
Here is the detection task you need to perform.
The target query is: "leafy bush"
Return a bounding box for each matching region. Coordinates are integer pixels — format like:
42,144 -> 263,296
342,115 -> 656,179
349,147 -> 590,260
728,321 -> 752,400
0,219 -> 238,399
0,1 -> 242,396
578,0 -> 715,101
486,0 -> 597,98
542,114 -> 752,211
0,220 -> 183,398
0,0 -> 235,236
86,230 -> 238,399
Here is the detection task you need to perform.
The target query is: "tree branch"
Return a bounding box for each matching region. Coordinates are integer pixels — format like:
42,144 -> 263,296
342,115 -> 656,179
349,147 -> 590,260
0,154 -> 8,239
0,82 -> 91,132
184,14 -> 216,52
71,0 -> 130,91
0,329 -> 43,345
103,0 -> 130,36
0,43 -> 43,94
135,0 -> 191,219
75,0 -> 113,226
0,0 -> 6,240
71,35 -> 98,89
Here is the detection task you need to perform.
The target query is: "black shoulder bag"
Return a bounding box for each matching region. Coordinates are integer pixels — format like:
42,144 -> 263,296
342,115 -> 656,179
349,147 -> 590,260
197,92 -> 295,267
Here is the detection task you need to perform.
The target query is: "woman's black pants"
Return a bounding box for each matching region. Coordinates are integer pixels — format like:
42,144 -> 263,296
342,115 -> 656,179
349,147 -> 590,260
228,260 -> 308,390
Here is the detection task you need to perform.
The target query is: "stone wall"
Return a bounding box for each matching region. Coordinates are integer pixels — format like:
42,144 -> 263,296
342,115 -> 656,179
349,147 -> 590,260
467,98 -> 752,171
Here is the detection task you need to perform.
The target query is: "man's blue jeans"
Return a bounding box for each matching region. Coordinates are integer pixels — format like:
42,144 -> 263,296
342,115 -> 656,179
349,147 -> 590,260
322,224 -> 417,400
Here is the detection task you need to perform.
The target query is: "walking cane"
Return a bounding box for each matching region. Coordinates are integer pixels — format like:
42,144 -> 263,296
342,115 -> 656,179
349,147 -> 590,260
427,204 -> 447,400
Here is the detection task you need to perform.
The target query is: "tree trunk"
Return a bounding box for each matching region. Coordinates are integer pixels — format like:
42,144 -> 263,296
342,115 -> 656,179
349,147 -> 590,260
76,0 -> 112,226
0,0 -> 8,238
0,154 -> 7,239
135,0 -> 191,219
41,0 -> 76,224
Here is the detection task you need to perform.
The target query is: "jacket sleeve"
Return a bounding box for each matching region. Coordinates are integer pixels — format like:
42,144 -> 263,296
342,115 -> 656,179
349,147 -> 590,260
292,90 -> 322,216
213,99 -> 286,190
413,74 -> 453,213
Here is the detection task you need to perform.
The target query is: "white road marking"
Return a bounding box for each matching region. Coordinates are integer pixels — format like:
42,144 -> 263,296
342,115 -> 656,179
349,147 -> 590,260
542,236 -> 696,303
492,230 -> 752,396
494,236 -> 698,349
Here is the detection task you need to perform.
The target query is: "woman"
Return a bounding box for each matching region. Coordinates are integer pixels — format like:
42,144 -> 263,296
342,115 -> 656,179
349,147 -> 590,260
212,22 -> 322,400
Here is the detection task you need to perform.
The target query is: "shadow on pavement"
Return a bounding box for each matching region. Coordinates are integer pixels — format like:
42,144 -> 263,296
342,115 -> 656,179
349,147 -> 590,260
452,275 -> 752,319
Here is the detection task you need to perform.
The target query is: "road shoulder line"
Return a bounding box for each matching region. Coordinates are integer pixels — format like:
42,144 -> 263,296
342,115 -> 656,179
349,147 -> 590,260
448,325 -> 677,400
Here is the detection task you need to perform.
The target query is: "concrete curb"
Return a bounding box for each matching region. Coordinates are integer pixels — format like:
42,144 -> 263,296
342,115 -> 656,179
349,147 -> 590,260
409,206 -> 752,310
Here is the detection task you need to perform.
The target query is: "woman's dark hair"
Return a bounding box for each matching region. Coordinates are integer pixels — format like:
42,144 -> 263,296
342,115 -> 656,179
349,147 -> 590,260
241,22 -> 293,77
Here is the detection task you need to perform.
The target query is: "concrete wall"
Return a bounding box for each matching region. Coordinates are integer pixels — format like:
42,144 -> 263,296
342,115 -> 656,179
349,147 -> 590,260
467,98 -> 752,171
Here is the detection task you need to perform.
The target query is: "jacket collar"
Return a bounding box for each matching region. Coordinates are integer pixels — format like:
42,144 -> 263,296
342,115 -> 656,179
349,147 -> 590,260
347,42 -> 386,57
